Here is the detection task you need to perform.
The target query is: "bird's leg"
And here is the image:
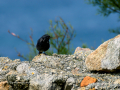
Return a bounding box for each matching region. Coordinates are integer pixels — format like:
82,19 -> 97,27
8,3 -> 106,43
38,51 -> 42,56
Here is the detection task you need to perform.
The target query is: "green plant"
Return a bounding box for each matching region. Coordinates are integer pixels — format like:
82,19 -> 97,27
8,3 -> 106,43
46,17 -> 76,55
86,0 -> 120,16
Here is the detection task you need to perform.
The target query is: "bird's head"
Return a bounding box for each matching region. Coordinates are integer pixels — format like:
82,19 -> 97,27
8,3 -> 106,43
40,34 -> 51,42
43,34 -> 51,39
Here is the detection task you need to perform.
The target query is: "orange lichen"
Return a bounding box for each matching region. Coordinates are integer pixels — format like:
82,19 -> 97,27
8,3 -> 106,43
80,76 -> 97,87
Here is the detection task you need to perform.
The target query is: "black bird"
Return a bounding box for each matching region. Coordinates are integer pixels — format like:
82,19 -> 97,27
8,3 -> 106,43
36,34 -> 51,54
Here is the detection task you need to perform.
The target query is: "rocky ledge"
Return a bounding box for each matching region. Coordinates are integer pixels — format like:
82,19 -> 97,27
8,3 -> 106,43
0,35 -> 120,90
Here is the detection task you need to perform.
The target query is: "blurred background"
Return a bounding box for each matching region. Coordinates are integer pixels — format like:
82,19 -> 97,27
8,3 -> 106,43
0,0 -> 119,61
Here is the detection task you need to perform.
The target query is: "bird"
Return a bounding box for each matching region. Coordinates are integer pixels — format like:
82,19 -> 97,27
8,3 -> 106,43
36,34 -> 51,54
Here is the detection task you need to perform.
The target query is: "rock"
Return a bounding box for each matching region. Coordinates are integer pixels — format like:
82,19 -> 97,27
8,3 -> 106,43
78,87 -> 85,90
0,57 -> 12,63
114,79 -> 120,84
16,63 -> 38,79
0,81 -> 9,90
13,59 -> 21,62
32,54 -> 47,62
74,47 -> 91,53
29,73 -> 68,90
29,74 -> 55,90
0,57 -> 21,72
80,76 -> 97,87
74,47 -> 93,61
85,35 -> 120,71
16,63 -> 29,74
64,77 -> 75,90
71,67 -> 81,75
7,73 -> 29,90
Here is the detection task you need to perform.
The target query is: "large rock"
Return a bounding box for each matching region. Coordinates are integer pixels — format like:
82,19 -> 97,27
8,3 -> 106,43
1,49 -> 120,90
85,35 -> 120,71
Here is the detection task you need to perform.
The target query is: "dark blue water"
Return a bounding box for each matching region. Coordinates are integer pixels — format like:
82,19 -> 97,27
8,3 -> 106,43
0,0 -> 118,61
